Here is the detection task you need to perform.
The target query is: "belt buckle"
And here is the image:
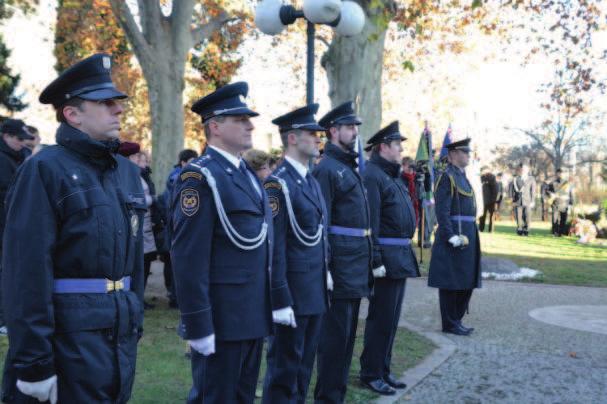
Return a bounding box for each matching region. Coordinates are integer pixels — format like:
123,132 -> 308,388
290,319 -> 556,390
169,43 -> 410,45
364,228 -> 371,237
106,278 -> 124,293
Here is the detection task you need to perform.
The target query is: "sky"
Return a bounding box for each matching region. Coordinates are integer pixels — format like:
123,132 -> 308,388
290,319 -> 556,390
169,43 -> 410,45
0,0 -> 603,163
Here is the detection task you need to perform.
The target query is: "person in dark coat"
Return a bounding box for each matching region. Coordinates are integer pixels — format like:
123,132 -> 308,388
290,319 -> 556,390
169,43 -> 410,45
312,101 -> 372,403
1,53 -> 145,404
494,173 -> 504,221
0,119 -> 33,334
509,162 -> 536,236
359,122 -> 419,396
548,169 -> 574,236
170,82 -> 273,403
428,138 -> 481,336
261,104 -> 330,403
479,166 -> 498,232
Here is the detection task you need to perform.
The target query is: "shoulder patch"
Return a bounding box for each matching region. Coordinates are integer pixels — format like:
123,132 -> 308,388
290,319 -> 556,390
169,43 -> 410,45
264,181 -> 282,191
268,195 -> 280,217
180,171 -> 202,182
180,188 -> 200,217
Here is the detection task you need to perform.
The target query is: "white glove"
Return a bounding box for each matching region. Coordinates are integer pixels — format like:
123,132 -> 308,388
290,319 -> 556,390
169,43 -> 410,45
372,265 -> 387,278
17,375 -> 57,404
530,202 -> 536,208
448,235 -> 462,248
272,306 -> 297,328
188,334 -> 215,356
326,271 -> 334,291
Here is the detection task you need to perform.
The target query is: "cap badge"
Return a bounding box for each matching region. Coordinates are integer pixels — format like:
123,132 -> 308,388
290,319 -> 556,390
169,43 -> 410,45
102,56 -> 111,70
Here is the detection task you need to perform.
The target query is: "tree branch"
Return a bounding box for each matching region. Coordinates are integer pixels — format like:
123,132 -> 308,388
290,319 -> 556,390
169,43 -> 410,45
109,0 -> 153,62
190,11 -> 234,48
171,0 -> 195,50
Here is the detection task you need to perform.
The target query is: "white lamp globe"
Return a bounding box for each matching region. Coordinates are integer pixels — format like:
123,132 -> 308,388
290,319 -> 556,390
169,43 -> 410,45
255,0 -> 286,35
303,0 -> 341,24
335,1 -> 365,36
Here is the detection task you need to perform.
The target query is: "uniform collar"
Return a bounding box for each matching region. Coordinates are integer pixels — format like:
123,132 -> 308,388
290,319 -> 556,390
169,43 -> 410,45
324,142 -> 358,168
370,152 -> 400,177
284,155 -> 308,180
56,123 -> 118,168
208,145 -> 241,169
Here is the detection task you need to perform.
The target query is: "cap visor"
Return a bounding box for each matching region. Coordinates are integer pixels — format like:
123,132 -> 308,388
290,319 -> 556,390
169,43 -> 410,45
301,123 -> 325,131
17,133 -> 35,140
335,115 -> 362,125
221,107 -> 259,117
78,88 -> 128,101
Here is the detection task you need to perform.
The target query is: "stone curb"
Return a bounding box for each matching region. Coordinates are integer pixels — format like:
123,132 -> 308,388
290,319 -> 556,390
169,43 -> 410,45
374,320 -> 457,404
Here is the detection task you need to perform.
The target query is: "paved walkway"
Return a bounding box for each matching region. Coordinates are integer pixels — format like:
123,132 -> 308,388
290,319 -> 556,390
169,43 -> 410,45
368,278 -> 607,403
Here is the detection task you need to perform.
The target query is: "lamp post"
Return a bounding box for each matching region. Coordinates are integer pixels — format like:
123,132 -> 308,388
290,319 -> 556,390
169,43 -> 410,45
255,0 -> 366,105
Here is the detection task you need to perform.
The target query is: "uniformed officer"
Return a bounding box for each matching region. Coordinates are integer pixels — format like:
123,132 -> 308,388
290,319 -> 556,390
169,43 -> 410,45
170,82 -> 273,403
1,53 -> 145,403
509,162 -> 536,236
548,168 -> 574,237
261,104 -> 330,403
428,138 -> 481,336
359,122 -> 419,395
312,101 -> 372,403
0,119 -> 33,335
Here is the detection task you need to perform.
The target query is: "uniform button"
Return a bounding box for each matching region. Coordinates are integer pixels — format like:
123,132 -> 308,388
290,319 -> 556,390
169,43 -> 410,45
118,230 -> 123,235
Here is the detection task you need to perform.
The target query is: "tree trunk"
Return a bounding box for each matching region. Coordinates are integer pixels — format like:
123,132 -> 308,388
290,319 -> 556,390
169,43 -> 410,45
321,2 -> 389,143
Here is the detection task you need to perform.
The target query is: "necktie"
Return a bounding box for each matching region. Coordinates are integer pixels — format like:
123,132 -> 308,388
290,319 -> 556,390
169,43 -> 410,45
240,161 -> 261,198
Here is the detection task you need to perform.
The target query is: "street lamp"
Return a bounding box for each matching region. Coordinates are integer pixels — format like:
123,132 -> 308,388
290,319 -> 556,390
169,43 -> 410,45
255,0 -> 366,105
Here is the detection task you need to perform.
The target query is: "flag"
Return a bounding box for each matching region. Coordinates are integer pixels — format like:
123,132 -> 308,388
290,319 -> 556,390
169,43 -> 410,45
415,122 -> 435,205
439,124 -> 454,160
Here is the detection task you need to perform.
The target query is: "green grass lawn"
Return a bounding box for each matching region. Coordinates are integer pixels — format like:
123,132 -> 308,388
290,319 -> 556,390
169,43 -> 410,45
415,219 -> 607,288
0,304 -> 435,404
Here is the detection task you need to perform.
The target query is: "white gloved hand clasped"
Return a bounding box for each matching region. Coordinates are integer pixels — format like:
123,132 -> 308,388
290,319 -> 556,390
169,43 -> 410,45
272,306 -> 297,328
448,235 -> 462,248
17,375 -> 57,404
326,271 -> 334,291
372,265 -> 387,278
189,334 -> 215,356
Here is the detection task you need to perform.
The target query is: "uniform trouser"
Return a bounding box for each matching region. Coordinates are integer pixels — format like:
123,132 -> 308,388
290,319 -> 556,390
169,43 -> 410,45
262,314 -> 323,404
360,278 -> 406,381
552,209 -> 568,236
188,338 -> 263,404
439,289 -> 473,330
514,205 -> 531,232
479,203 -> 495,232
159,252 -> 176,303
0,262 -> 4,327
314,298 -> 361,404
143,252 -> 156,289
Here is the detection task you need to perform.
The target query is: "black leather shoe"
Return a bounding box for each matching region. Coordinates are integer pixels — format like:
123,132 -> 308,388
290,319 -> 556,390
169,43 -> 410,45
384,374 -> 407,389
360,379 -> 396,395
460,324 -> 475,333
442,325 -> 471,336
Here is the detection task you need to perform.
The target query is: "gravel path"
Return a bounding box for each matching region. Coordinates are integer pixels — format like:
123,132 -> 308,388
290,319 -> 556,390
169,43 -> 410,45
380,278 -> 607,403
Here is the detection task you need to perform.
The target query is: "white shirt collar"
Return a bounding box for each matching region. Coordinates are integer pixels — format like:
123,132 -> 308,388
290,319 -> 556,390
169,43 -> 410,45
208,145 -> 241,169
285,156 -> 308,180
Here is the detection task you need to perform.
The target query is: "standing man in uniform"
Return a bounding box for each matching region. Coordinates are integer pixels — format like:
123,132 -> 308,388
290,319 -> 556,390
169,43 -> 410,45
479,166 -> 498,232
549,168 -> 574,237
428,139 -> 481,336
510,162 -> 536,236
359,122 -> 419,396
1,53 -> 145,403
313,101 -> 372,403
170,82 -> 273,403
0,119 -> 34,335
262,104 -> 330,403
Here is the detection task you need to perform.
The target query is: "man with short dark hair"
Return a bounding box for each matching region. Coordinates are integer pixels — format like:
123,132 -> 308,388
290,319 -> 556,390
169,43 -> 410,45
359,122 -> 419,396
510,162 -> 536,236
479,166 -> 498,232
0,119 -> 33,335
313,101 -> 372,402
171,82 -> 273,403
1,53 -> 145,403
549,168 -> 574,237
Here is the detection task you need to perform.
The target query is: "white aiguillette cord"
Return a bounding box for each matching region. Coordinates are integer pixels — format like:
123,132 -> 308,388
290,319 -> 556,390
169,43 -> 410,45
274,176 -> 323,247
194,164 -> 268,251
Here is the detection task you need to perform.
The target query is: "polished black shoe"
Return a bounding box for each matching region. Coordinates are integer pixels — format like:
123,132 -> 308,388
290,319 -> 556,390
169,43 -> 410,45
384,374 -> 407,389
360,379 -> 396,395
442,325 -> 471,336
460,324 -> 475,333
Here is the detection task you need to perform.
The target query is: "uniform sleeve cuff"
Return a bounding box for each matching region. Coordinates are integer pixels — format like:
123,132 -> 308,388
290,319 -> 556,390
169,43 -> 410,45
271,284 -> 293,310
15,358 -> 55,382
179,308 -> 213,340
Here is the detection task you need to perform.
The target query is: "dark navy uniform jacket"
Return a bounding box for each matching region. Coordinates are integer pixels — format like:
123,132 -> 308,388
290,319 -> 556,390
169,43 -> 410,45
363,154 -> 419,279
264,159 -> 329,316
428,164 -> 482,290
0,137 -> 26,250
312,142 -> 372,299
1,123 -> 145,402
170,147 -> 273,342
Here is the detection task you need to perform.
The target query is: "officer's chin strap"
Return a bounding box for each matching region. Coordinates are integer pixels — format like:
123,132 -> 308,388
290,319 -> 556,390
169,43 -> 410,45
199,166 -> 268,250
275,177 -> 323,247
